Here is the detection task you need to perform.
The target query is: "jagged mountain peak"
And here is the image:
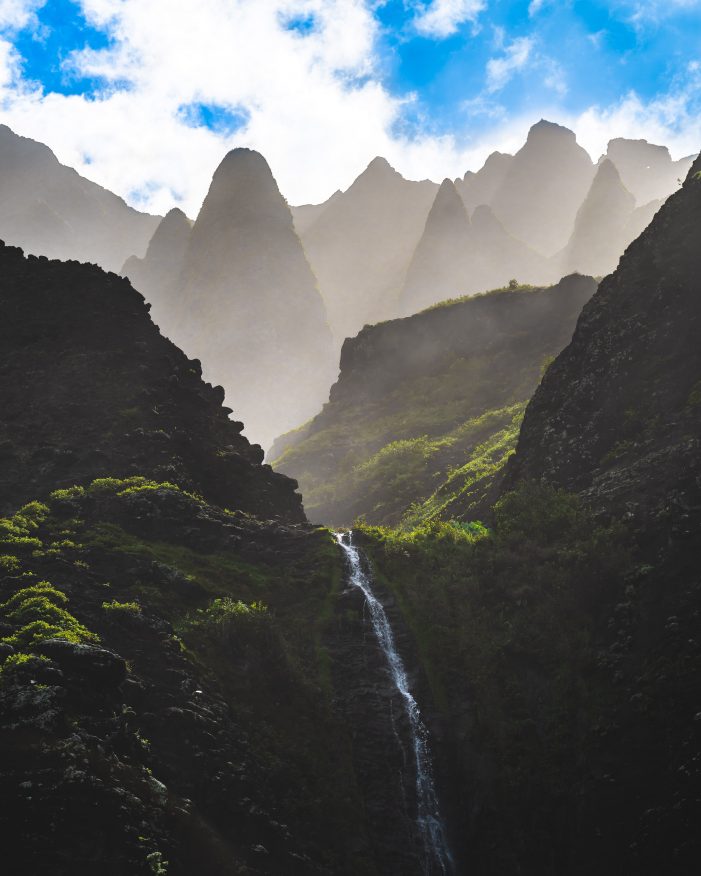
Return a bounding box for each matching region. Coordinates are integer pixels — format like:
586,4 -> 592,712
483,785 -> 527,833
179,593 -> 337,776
348,155 -> 405,192
365,155 -> 396,174
606,136 -> 671,164
201,147 -> 283,215
430,178 -> 469,220
595,156 -> 624,180
526,118 -> 579,144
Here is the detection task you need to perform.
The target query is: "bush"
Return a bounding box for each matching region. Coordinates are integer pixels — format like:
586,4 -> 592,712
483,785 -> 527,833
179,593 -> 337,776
102,599 -> 142,615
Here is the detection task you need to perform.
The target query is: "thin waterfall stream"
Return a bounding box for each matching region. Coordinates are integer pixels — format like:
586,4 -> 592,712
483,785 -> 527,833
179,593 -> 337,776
336,531 -> 453,875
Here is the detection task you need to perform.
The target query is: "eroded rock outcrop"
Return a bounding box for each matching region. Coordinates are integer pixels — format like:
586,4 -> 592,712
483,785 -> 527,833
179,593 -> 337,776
0,241 -> 303,521
504,154 -> 701,541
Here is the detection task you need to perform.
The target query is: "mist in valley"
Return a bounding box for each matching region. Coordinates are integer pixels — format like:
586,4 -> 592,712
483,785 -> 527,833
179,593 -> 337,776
1,4 -> 700,874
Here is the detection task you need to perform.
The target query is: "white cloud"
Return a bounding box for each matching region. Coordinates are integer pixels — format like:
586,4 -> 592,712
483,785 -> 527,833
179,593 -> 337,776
0,0 -> 44,30
572,90 -> 701,161
413,0 -> 486,39
0,0 -> 697,218
0,1 -> 413,212
486,36 -> 534,92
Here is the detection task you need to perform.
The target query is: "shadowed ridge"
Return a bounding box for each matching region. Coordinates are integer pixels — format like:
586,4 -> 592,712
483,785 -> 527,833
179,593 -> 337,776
503,150 -> 701,539
0,241 -> 305,521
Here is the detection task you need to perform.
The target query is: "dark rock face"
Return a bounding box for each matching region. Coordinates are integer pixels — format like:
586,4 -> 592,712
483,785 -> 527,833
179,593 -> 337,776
491,120 -> 595,256
334,274 -> 596,408
34,639 -> 128,686
0,242 -> 304,521
0,483 -> 373,875
139,148 -> 336,449
326,554 -> 429,875
504,155 -> 701,540
0,124 -> 159,271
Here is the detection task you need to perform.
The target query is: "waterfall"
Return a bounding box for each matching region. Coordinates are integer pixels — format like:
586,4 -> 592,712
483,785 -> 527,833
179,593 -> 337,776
336,531 -> 453,875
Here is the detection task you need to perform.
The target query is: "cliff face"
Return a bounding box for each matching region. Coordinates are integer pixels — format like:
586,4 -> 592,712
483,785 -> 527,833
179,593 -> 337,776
0,242 -> 303,522
0,125 -> 159,271
0,241 -> 395,875
504,155 -> 701,540
272,275 -> 597,526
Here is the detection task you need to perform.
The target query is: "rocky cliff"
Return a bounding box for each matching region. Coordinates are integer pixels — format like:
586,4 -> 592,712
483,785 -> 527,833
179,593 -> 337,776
0,241 -> 303,522
0,125 -> 159,271
0,240 -> 421,875
504,155 -> 701,542
352,148 -> 701,876
272,274 -> 597,526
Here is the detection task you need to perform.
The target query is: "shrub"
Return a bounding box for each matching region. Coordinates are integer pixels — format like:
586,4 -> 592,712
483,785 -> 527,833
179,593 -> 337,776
0,555 -> 21,573
102,599 -> 142,615
49,485 -> 86,502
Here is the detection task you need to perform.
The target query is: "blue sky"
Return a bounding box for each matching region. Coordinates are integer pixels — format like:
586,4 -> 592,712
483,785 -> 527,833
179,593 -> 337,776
0,1 -> 699,211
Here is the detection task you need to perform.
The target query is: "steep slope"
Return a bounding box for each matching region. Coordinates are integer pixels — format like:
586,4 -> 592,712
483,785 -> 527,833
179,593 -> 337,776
504,155 -> 701,536
399,180 -> 552,316
122,208 -> 192,313
399,179 -> 474,315
0,241 -> 303,521
0,240 -> 427,875
272,275 -> 597,525
558,159 -> 636,277
606,137 -> 695,205
455,150 -> 513,212
298,157 -> 438,342
153,148 -> 336,449
491,120 -> 595,256
0,125 -> 159,271
356,159 -> 701,876
290,189 -> 342,237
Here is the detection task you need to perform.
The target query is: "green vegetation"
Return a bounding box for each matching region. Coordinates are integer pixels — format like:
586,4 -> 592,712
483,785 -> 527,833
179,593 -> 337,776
0,580 -> 99,649
421,280 -> 538,313
357,482 -> 636,853
272,278 -> 592,527
273,356 -> 532,526
102,599 -> 142,614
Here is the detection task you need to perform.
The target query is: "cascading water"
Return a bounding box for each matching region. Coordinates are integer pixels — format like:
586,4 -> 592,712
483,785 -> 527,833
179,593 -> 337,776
336,531 -> 453,876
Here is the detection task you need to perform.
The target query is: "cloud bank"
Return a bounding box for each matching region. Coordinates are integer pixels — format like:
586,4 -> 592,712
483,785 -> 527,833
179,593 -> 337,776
0,0 -> 698,215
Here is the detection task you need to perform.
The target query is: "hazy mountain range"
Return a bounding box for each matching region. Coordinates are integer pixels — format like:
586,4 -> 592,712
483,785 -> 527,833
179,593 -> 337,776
0,121 -> 694,448
1,132 -> 699,876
